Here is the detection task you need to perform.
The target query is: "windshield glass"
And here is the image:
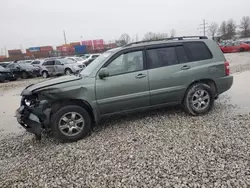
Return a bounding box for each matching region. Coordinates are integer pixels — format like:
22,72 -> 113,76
75,57 -> 83,61
60,59 -> 75,64
18,63 -> 34,68
80,51 -> 113,76
0,66 -> 5,71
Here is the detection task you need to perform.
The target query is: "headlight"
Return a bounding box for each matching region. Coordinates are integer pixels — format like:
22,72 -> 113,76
24,99 -> 31,106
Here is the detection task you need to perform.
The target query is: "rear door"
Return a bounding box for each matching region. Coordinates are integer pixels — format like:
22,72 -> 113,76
43,60 -> 55,75
146,42 -> 213,105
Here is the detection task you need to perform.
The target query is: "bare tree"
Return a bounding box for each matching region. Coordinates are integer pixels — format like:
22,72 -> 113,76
170,29 -> 176,37
115,33 -> 131,46
143,32 -> 168,40
240,16 -> 250,38
219,21 -> 227,40
226,19 -> 237,39
208,22 -> 218,39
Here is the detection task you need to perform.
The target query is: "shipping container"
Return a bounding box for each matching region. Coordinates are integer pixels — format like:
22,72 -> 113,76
8,49 -> 22,56
70,42 -> 81,46
74,45 -> 87,54
29,47 -> 40,52
40,46 -> 53,52
93,39 -> 104,50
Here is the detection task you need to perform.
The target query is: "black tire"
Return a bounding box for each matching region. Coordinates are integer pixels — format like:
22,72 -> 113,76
21,71 -> 28,79
51,105 -> 92,142
65,68 -> 72,75
183,83 -> 215,116
240,48 -> 245,52
42,71 -> 49,78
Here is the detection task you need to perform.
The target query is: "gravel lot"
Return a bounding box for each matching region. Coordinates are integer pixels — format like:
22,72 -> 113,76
0,53 -> 250,187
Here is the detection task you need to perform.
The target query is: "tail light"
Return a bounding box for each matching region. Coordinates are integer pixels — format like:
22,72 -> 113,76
224,61 -> 230,76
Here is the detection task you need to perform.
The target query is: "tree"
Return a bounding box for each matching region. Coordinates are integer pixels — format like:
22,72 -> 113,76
115,33 -> 131,46
143,32 -> 168,40
170,29 -> 176,37
240,16 -> 250,38
226,19 -> 237,39
219,21 -> 227,40
208,22 -> 218,39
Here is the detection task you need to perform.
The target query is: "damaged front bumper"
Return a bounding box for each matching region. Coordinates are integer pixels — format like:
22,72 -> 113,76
15,95 -> 51,139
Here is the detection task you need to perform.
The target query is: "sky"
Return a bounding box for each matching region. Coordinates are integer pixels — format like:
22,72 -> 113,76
1,0 -> 250,53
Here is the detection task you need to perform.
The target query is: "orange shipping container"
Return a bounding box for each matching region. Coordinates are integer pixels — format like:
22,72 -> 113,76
40,46 -> 53,52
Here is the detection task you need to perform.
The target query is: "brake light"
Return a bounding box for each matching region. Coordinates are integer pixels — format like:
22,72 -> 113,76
224,61 -> 230,76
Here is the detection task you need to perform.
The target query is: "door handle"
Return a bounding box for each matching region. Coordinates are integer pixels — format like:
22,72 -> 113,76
135,73 -> 147,79
181,65 -> 191,70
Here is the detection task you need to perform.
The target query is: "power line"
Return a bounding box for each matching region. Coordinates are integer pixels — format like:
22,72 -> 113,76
198,19 -> 209,36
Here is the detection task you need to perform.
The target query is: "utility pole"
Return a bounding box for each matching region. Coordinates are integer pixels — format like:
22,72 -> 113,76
198,19 -> 209,36
63,30 -> 67,45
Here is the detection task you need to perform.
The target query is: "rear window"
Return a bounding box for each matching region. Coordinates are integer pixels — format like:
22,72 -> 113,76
184,42 -> 212,61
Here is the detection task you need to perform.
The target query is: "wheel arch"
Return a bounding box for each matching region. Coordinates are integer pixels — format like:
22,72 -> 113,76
182,78 -> 218,102
50,99 -> 97,126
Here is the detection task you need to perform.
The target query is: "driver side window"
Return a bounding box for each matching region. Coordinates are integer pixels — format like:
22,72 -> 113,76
105,51 -> 143,76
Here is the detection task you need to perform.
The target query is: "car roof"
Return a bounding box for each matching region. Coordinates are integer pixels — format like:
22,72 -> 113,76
121,36 -> 209,49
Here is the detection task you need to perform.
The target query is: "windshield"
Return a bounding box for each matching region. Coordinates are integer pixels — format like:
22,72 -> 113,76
0,66 -> 5,71
19,63 -> 34,68
60,59 -> 75,64
80,51 -> 113,76
75,57 -> 84,61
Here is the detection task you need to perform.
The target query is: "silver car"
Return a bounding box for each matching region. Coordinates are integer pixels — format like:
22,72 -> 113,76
40,58 -> 84,78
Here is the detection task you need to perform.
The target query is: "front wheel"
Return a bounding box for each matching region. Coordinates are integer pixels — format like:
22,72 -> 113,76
65,69 -> 72,75
240,48 -> 245,52
51,105 -> 92,142
183,83 -> 215,116
42,71 -> 49,78
21,71 -> 28,79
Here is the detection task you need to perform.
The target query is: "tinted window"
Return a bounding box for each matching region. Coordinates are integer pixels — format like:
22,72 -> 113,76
105,51 -> 143,76
147,47 -> 178,69
175,46 -> 189,63
184,42 -> 212,61
43,61 -> 54,66
32,61 -> 40,65
92,55 -> 99,58
55,60 -> 62,65
7,63 -> 14,68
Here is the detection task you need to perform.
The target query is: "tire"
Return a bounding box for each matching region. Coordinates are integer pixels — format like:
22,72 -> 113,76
183,83 -> 215,116
240,48 -> 245,52
21,71 -> 28,79
51,105 -> 92,142
42,71 -> 49,78
65,68 -> 72,75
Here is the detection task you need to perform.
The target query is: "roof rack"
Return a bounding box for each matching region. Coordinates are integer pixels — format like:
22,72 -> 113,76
123,36 -> 208,47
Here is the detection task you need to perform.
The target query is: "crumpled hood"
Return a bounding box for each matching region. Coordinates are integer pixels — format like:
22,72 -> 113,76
26,75 -> 82,92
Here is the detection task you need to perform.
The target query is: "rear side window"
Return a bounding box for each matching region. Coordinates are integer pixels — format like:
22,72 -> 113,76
175,46 -> 189,63
32,61 -> 40,65
43,61 -> 54,66
184,42 -> 212,61
147,47 -> 178,69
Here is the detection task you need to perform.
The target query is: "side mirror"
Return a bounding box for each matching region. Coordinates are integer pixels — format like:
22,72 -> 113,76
99,68 -> 109,79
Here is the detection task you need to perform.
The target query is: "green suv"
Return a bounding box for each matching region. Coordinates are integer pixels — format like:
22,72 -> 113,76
16,36 -> 233,142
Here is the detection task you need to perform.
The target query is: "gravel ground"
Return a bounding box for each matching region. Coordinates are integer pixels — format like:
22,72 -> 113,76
0,53 -> 250,187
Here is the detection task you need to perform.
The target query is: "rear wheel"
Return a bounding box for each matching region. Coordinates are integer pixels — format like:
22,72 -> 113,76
51,105 -> 92,142
21,71 -> 28,79
183,83 -> 215,116
240,48 -> 245,52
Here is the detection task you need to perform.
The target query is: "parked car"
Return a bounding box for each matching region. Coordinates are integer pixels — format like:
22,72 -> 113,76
7,62 -> 41,79
64,56 -> 87,67
82,54 -> 101,66
40,58 -> 84,78
219,41 -> 250,53
15,36 -> 233,142
0,66 -> 16,82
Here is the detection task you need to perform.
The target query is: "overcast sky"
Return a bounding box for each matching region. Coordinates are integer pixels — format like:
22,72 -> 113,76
1,0 -> 250,52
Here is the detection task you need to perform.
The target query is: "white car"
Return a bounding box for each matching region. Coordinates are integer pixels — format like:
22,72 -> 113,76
81,54 -> 101,66
64,56 -> 86,67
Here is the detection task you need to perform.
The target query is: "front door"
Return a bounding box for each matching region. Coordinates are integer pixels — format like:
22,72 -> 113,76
54,60 -> 65,74
95,50 -> 150,115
